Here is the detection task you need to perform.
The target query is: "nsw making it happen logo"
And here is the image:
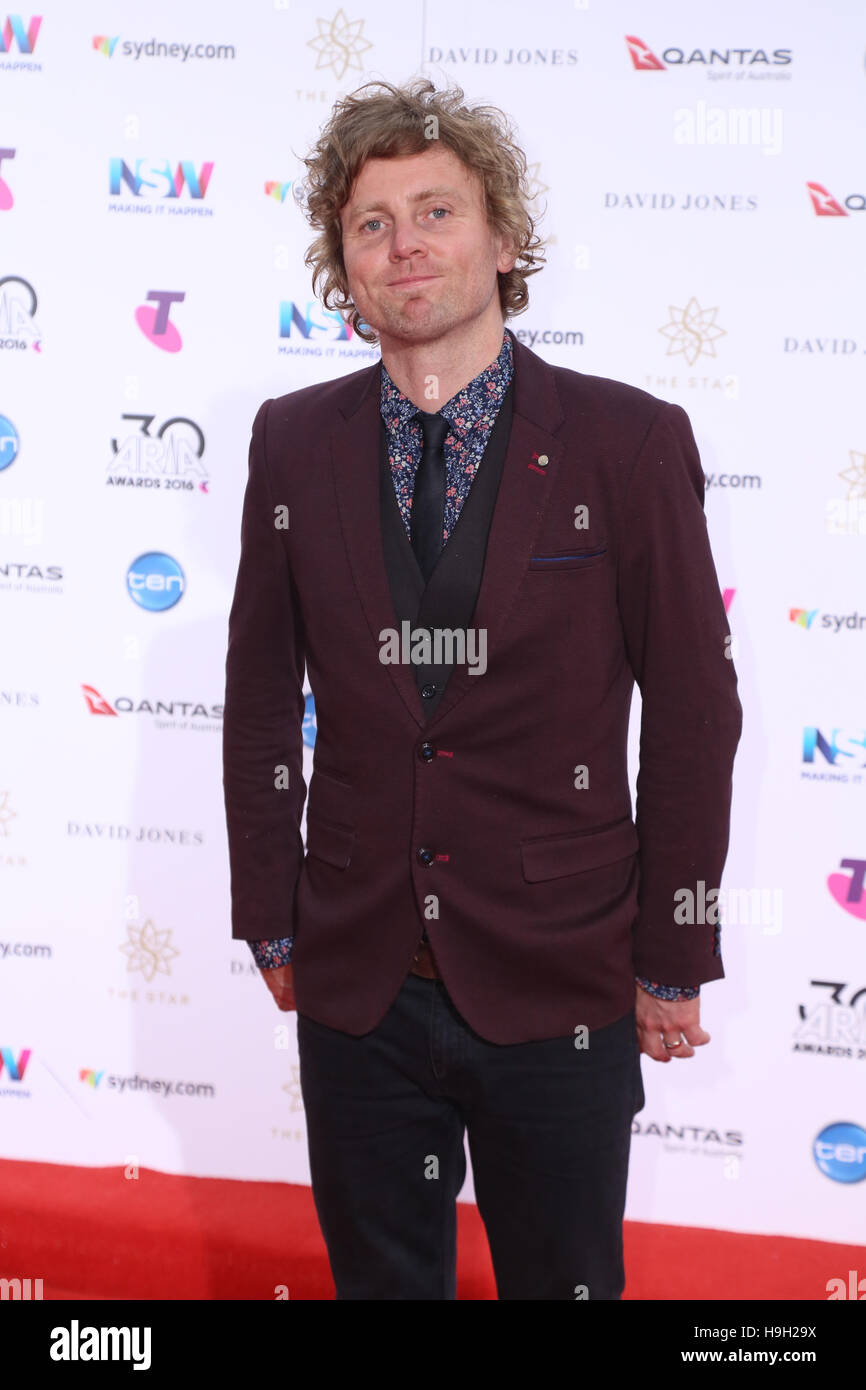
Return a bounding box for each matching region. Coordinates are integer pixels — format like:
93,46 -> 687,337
109,158 -> 214,215
0,13 -> 42,68
0,1045 -> 31,1081
277,300 -> 378,361
135,290 -> 185,351
801,726 -> 866,784
126,552 -> 185,611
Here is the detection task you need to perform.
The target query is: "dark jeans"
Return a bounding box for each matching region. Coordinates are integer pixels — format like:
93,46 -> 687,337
297,971 -> 645,1300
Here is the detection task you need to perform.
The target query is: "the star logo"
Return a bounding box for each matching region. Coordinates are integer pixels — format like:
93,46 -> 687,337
282,1067 -> 304,1113
120,919 -> 180,982
0,790 -> 17,838
839,450 -> 866,501
659,297 -> 726,366
307,8 -> 372,80
524,163 -> 549,205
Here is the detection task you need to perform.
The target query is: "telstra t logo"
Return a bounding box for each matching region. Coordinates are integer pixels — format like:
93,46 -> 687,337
828,858 -> 866,922
135,290 -> 185,352
0,147 -> 15,210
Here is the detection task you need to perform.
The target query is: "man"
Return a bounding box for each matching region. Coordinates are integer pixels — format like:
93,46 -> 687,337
223,77 -> 742,1300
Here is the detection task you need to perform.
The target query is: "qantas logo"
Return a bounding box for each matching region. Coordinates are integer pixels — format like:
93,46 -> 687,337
626,36 -> 792,71
81,683 -> 222,722
82,684 -> 117,716
626,36 -> 665,70
806,182 -> 866,217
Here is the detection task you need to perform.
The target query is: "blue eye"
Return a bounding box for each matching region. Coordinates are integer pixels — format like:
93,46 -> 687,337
360,208 -> 449,232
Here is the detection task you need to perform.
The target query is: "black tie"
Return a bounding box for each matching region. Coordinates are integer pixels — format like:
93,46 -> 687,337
410,410 -> 449,582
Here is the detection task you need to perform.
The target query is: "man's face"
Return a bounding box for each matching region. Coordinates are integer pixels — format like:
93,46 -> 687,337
339,144 -> 515,345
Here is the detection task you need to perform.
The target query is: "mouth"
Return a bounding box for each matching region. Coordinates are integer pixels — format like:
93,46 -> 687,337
388,275 -> 439,288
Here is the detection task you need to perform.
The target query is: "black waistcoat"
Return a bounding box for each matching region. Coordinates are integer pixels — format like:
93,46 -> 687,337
377,378 -> 514,722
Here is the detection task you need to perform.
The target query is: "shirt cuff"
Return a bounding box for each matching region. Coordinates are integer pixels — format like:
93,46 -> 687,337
249,937 -> 293,969
634,918 -> 721,999
635,975 -> 699,1001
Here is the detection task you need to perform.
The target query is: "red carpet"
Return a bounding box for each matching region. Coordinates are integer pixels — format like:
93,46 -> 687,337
0,1157 -> 859,1300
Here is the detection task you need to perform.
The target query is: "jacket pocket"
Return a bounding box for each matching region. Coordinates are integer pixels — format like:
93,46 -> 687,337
528,545 -> 607,572
307,767 -> 355,828
304,814 -> 355,870
520,816 -> 638,882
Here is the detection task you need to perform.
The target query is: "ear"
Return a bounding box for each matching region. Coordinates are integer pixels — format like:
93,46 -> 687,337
495,229 -> 517,275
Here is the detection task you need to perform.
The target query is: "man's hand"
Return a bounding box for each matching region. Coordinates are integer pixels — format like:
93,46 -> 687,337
635,983 -> 709,1062
259,963 -> 296,1012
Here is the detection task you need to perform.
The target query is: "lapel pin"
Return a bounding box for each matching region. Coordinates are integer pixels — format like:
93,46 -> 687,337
528,451 -> 549,475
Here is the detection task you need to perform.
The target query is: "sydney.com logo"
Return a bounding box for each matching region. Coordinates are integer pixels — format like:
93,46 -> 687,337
93,34 -> 235,62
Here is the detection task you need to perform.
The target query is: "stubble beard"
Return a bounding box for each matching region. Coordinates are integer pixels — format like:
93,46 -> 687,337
367,278 -> 467,346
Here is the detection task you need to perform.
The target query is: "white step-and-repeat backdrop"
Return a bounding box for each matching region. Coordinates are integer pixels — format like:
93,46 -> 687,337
2,1 -> 864,1247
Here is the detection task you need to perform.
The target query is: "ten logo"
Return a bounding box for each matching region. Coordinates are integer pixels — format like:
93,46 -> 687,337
813,1122 -> 866,1183
125,552 -> 185,612
0,415 -> 19,470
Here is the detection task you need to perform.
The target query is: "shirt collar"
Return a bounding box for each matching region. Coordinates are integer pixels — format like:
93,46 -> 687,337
380,327 -> 514,435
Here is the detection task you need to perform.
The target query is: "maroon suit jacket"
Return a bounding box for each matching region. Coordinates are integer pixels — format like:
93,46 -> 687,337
222,332 -> 743,1044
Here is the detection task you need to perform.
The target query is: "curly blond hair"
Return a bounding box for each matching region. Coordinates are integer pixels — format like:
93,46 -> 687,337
294,76 -> 546,345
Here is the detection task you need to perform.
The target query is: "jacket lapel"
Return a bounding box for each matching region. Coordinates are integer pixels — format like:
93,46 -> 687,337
329,332 -> 566,731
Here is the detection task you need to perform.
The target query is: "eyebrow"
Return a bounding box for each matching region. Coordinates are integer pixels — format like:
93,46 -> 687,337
348,187 -> 466,218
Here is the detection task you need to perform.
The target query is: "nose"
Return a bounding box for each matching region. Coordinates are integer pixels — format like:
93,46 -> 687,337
388,210 -> 428,262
